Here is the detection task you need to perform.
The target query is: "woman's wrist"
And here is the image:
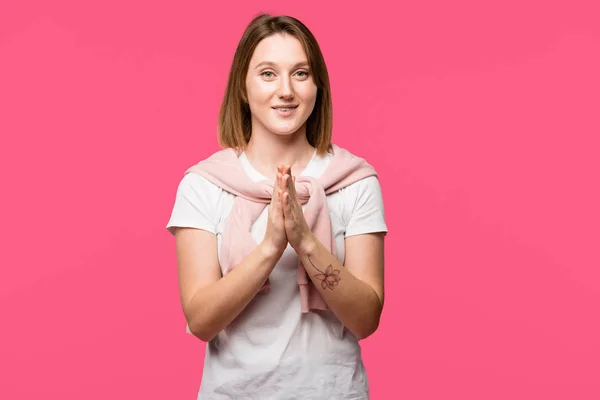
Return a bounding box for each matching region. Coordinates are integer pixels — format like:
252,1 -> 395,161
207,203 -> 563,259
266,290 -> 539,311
295,232 -> 318,257
259,240 -> 285,262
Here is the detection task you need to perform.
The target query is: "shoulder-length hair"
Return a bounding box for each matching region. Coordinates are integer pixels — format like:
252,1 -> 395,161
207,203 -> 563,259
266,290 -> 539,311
217,13 -> 333,156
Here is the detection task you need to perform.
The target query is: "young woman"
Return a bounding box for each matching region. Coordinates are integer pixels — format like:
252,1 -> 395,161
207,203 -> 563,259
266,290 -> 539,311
166,13 -> 388,399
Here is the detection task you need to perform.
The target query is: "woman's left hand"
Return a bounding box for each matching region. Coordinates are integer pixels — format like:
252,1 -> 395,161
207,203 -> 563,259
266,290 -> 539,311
280,167 -> 315,253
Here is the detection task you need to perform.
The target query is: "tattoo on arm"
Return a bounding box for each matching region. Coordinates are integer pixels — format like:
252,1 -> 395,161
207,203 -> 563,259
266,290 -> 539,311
307,255 -> 341,290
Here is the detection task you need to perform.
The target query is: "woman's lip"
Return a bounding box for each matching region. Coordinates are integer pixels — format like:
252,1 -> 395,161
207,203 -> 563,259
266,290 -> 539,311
273,106 -> 298,117
271,105 -> 298,109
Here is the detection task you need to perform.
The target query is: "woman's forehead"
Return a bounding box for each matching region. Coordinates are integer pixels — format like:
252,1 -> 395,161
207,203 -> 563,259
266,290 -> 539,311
250,34 -> 308,67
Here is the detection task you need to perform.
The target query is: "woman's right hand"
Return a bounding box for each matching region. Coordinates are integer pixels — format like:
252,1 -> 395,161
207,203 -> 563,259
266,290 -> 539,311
262,165 -> 289,257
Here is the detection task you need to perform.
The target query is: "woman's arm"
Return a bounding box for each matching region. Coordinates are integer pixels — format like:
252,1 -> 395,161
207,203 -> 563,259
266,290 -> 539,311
175,227 -> 282,342
296,232 -> 385,340
175,166 -> 288,342
279,170 -> 386,340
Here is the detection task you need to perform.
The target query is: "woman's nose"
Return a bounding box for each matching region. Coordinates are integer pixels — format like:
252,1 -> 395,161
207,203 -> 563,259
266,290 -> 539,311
277,76 -> 294,99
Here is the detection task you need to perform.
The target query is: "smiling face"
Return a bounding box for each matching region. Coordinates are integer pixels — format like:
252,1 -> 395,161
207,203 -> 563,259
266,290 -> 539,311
245,33 -> 318,138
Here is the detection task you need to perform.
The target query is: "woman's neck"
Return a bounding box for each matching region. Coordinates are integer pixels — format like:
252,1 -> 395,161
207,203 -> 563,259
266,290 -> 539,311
244,126 -> 315,181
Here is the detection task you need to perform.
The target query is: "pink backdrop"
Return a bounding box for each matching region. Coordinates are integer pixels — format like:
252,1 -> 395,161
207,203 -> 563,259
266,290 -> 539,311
1,1 -> 599,399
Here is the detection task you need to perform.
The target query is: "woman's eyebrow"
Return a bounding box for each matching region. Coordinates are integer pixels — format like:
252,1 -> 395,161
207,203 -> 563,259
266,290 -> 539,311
254,61 -> 310,69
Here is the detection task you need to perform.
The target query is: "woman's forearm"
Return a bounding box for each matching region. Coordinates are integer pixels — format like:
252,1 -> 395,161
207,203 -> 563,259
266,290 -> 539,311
187,242 -> 281,341
296,237 -> 383,340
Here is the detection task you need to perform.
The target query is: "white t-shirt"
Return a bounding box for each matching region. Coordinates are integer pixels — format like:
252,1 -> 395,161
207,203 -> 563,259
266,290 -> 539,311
166,148 -> 388,399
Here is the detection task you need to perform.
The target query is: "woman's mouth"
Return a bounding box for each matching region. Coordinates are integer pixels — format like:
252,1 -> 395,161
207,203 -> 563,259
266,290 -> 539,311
272,105 -> 298,117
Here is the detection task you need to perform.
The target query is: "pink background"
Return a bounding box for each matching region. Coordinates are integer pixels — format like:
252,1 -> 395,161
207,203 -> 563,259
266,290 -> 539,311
1,1 -> 599,399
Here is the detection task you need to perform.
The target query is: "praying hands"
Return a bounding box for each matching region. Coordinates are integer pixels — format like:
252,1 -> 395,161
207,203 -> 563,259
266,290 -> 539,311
275,164 -> 316,254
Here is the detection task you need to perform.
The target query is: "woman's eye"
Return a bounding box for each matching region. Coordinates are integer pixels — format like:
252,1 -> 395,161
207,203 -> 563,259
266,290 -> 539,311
261,70 -> 309,79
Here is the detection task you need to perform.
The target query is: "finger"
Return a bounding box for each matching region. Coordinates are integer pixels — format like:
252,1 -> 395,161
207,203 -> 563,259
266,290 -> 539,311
281,190 -> 289,219
282,192 -> 290,216
275,172 -> 282,193
276,189 -> 282,213
282,174 -> 289,191
286,173 -> 296,196
274,189 -> 283,217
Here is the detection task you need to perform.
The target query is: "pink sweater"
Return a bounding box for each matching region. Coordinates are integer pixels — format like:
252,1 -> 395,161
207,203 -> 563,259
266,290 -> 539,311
185,144 -> 377,312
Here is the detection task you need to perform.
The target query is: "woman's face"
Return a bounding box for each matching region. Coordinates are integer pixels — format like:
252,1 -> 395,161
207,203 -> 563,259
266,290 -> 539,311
245,33 -> 318,138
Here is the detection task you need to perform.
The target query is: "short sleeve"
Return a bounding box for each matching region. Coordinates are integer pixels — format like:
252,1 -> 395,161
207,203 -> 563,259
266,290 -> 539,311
165,172 -> 220,236
344,175 -> 388,237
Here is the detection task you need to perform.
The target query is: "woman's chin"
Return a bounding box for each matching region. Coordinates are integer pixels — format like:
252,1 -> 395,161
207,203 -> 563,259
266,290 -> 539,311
269,125 -> 303,137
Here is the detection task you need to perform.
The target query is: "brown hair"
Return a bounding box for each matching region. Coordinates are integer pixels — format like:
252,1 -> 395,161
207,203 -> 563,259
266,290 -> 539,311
217,13 -> 333,156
